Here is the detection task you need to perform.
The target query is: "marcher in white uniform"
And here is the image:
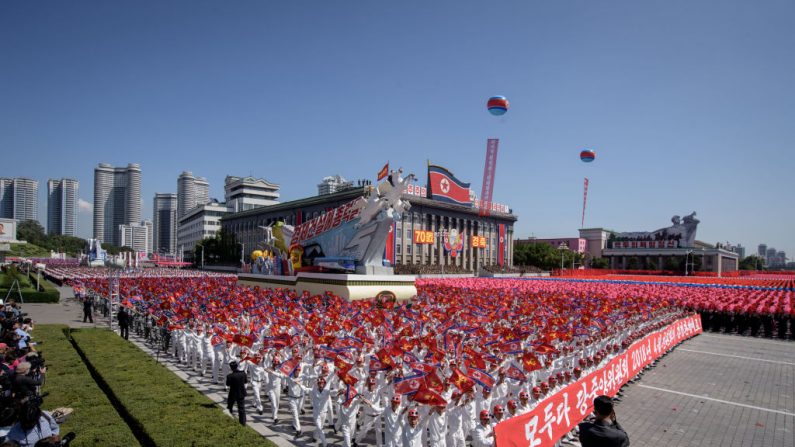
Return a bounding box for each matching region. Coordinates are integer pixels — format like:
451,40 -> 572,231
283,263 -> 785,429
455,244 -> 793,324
400,408 -> 428,447
471,409 -> 495,447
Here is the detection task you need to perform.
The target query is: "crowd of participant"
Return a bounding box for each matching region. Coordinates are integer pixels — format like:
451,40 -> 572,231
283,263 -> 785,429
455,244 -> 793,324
0,300 -> 74,446
68,274 -> 699,446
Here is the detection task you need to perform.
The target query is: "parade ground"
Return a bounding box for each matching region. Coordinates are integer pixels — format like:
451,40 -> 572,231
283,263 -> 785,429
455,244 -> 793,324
617,332 -> 794,447
23,286 -> 795,447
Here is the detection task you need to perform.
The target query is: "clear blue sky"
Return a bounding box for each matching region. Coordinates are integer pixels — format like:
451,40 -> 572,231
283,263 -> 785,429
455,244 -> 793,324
1,0 -> 793,257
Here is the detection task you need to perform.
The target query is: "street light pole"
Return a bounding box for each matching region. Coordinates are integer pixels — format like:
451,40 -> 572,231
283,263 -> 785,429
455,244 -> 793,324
200,244 -> 205,270
558,242 -> 567,272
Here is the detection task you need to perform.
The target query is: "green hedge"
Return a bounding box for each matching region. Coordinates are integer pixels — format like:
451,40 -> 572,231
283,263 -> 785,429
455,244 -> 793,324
35,325 -> 140,446
70,329 -> 275,446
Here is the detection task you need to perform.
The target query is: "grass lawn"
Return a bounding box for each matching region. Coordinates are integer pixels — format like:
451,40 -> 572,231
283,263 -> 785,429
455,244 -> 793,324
35,325 -> 140,446
70,328 -> 276,446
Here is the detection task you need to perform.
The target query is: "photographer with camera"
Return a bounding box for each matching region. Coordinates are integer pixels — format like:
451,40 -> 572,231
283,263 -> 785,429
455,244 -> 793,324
4,399 -> 61,446
578,395 -> 630,447
11,363 -> 44,401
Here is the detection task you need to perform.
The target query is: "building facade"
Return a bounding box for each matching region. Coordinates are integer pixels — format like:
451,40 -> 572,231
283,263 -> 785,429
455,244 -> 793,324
224,175 -> 279,213
177,201 -> 229,260
153,193 -> 178,255
47,178 -> 79,236
0,178 -> 39,222
222,187 -> 516,271
515,237 -> 587,254
93,163 -> 141,246
177,171 -> 210,219
119,222 -> 150,254
317,175 -> 353,196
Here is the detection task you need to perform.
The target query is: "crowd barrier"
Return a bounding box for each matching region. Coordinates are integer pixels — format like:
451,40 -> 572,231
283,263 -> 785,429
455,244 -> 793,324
495,314 -> 703,447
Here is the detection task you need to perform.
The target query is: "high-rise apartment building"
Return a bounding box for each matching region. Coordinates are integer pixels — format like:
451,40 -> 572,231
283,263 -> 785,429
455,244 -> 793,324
224,175 -> 280,213
153,193 -> 178,255
93,163 -> 141,246
177,171 -> 209,219
757,244 -> 767,258
0,178 -> 39,222
0,179 -> 13,218
47,178 -> 79,236
317,175 -> 352,196
119,222 -> 150,254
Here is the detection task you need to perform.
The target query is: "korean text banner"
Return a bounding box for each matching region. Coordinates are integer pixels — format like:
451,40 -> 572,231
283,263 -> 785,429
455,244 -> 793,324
495,315 -> 703,447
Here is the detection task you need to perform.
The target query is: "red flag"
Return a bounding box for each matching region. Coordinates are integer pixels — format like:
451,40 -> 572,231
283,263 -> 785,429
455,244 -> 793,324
505,364 -> 527,382
534,343 -> 558,355
424,370 -> 445,392
466,368 -> 496,390
377,162 -> 389,181
232,334 -> 254,348
450,368 -> 476,393
338,369 -> 359,386
342,384 -> 359,407
411,388 -> 447,407
334,356 -> 353,374
428,164 -> 471,206
521,351 -> 542,372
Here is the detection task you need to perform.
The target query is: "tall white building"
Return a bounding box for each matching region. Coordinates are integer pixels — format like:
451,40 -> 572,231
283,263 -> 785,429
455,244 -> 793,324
0,178 -> 39,222
177,171 -> 210,219
153,193 -> 178,255
177,201 -> 229,260
317,175 -> 352,196
94,163 -> 141,246
47,178 -> 79,236
224,175 -> 279,213
119,221 -> 150,254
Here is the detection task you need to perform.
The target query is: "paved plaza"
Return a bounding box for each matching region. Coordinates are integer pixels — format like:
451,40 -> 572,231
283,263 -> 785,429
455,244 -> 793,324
23,290 -> 795,447
617,332 -> 794,447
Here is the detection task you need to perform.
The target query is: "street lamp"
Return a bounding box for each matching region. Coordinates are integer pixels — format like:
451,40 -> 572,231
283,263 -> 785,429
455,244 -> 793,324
558,242 -> 568,271
684,250 -> 694,276
237,242 -> 245,268
198,243 -> 205,270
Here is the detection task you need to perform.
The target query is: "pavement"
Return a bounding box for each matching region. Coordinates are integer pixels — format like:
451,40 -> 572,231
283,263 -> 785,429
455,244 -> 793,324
21,287 -> 795,447
616,332 -> 794,447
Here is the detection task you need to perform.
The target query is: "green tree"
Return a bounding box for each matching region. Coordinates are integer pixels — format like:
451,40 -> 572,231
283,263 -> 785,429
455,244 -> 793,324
16,220 -> 47,246
739,255 -> 765,270
196,230 -> 238,266
626,257 -> 641,270
590,257 -> 609,269
514,242 -> 583,271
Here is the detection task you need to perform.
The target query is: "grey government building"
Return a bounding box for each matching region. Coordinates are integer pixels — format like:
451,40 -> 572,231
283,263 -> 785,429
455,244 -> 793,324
221,187 -> 517,271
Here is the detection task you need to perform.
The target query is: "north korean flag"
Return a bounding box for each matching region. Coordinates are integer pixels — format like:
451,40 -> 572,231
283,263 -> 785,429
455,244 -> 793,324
394,373 -> 426,395
428,165 -> 472,207
466,367 -> 496,390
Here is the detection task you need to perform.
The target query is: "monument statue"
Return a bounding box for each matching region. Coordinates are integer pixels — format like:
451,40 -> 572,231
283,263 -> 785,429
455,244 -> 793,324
612,211 -> 700,248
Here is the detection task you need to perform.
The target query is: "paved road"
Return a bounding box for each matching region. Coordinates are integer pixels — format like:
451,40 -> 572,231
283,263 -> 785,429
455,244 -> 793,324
616,332 -> 794,447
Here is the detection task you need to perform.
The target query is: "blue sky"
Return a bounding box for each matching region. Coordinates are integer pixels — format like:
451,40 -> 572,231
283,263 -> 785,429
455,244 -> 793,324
1,0 -> 793,257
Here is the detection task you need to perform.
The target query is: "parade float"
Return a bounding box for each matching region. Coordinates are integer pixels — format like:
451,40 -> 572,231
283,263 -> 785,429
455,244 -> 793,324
239,168 -> 418,301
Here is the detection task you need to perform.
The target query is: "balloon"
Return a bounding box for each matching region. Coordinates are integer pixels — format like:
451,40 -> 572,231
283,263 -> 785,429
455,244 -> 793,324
580,149 -> 596,163
487,96 -> 509,116
251,250 -> 263,261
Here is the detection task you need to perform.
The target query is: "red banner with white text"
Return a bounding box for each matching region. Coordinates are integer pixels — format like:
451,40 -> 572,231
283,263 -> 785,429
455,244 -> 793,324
495,314 -> 703,447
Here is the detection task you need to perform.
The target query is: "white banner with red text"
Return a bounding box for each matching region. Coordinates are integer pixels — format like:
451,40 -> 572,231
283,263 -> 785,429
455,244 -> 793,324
494,314 -> 703,447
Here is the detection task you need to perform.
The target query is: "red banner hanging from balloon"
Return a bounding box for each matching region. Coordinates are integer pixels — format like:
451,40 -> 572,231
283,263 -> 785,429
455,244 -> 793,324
480,139 -> 500,217
581,178 -> 589,228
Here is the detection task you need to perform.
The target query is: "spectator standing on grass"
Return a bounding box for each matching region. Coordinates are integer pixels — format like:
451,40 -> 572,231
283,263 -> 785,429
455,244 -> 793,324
117,308 -> 129,340
578,395 -> 630,447
81,298 -> 93,324
225,361 -> 248,426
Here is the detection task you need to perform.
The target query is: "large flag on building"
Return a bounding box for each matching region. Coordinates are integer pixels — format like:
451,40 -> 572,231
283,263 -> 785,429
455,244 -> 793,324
428,164 -> 471,207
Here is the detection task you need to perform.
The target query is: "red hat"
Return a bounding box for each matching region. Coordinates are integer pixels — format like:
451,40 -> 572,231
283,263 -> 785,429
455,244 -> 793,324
519,390 -> 529,398
540,381 -> 549,389
479,410 -> 491,419
494,405 -> 505,414
579,358 -> 587,366
507,400 -> 518,409
321,364 -> 330,372
532,386 -> 541,393
574,367 -> 581,373
549,376 -> 557,385
408,409 -> 419,417
392,395 -> 401,403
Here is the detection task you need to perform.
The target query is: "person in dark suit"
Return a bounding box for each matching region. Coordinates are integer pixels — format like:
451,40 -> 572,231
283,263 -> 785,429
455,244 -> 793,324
578,395 -> 630,447
82,298 -> 93,323
226,361 -> 248,425
117,307 -> 130,340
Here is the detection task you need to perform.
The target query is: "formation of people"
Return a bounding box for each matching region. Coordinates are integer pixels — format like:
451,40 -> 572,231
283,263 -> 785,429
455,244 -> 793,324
66,274 -> 702,446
